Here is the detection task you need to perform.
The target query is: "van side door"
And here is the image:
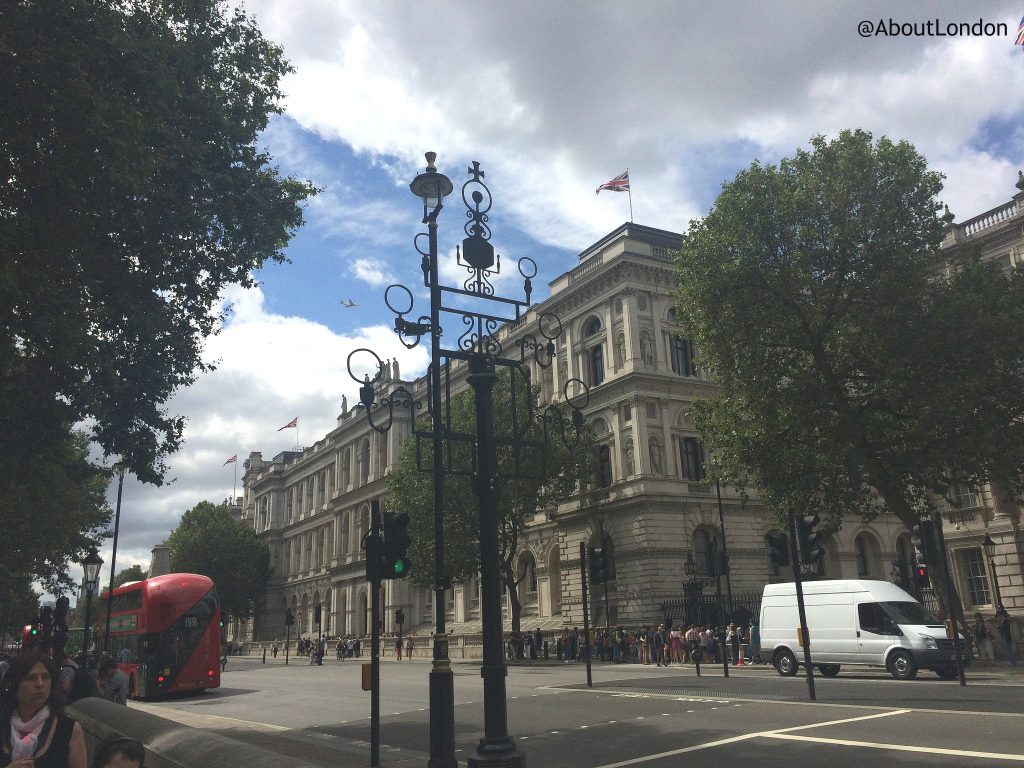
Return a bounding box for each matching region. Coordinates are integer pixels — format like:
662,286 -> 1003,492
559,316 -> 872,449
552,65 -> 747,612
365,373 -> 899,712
856,601 -> 898,664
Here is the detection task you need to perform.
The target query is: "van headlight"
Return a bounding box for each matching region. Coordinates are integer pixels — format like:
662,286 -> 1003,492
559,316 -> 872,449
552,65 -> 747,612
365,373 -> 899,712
922,636 -> 937,649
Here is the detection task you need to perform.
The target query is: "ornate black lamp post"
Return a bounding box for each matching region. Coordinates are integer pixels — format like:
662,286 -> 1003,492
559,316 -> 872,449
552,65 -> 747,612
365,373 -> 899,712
80,548 -> 104,664
103,464 -> 126,652
983,533 -> 1003,607
349,153 -> 585,768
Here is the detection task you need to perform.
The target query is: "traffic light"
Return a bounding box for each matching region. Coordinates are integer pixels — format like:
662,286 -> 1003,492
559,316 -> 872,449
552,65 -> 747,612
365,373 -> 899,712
382,512 -> 412,579
767,531 -> 790,568
396,609 -> 405,626
716,550 -> 730,576
589,547 -> 608,584
314,605 -> 322,624
911,520 -> 934,589
795,514 -> 825,565
285,608 -> 295,626
365,530 -> 383,582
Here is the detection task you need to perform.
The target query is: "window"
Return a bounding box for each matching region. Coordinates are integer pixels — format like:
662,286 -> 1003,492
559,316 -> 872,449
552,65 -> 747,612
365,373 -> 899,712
858,603 -> 897,635
590,344 -> 605,386
951,479 -> 979,509
584,317 -> 602,337
670,336 -> 694,376
621,402 -> 631,422
597,445 -> 612,488
855,534 -> 870,578
958,548 -> 991,606
679,437 -> 704,481
693,529 -> 715,576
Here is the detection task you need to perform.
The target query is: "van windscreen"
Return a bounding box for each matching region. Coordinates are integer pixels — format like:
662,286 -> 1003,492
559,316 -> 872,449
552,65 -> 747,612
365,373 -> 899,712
881,601 -> 936,625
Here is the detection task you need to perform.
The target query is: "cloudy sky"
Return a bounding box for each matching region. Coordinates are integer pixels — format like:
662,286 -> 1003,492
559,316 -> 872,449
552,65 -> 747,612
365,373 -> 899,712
72,0 -> 1024,594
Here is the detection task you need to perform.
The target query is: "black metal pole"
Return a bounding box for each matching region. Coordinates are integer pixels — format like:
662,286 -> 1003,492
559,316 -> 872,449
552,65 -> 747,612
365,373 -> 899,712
931,509 -> 966,686
425,200 -> 457,768
467,352 -> 523,768
712,557 -> 728,678
81,585 -> 93,662
715,481 -> 734,619
371,501 -> 382,766
102,467 -> 125,653
788,513 -> 816,701
580,542 -> 592,688
285,622 -> 290,665
317,610 -> 323,665
989,557 -> 1003,607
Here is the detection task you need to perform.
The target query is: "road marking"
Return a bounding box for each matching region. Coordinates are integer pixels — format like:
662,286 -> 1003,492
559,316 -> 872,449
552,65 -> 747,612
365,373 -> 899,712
766,733 -> 1024,761
590,710 -> 909,768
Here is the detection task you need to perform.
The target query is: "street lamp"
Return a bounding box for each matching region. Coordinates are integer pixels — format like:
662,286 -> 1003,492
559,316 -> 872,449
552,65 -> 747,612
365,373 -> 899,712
81,548 -> 104,665
350,154 -> 585,768
103,464 -> 126,652
982,533 -> 1003,607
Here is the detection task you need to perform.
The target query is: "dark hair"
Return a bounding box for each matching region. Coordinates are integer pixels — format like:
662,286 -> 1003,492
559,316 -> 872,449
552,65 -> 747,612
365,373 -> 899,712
92,735 -> 146,768
0,649 -> 65,725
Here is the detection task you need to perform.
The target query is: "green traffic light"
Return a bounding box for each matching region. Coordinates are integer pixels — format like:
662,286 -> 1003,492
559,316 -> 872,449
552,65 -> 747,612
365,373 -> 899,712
393,559 -> 407,575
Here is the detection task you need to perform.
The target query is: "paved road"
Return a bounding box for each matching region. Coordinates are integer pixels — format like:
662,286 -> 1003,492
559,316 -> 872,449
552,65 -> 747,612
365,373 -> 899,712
132,657 -> 1024,767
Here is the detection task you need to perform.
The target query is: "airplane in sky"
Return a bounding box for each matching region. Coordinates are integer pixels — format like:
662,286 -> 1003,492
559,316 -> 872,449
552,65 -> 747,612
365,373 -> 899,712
339,298 -> 357,308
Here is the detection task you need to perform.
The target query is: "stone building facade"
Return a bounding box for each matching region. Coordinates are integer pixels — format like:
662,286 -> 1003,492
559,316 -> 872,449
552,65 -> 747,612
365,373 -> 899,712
236,173 -> 1022,650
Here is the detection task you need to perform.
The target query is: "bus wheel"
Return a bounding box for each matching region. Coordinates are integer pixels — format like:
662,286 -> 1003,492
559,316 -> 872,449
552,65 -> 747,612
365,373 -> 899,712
774,648 -> 798,677
818,664 -> 841,677
888,650 -> 918,680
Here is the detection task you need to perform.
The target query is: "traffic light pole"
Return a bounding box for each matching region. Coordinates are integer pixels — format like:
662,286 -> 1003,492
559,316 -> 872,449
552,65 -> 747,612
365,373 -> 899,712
931,509 -> 966,687
579,542 -> 593,688
370,500 -> 382,766
788,513 -> 816,702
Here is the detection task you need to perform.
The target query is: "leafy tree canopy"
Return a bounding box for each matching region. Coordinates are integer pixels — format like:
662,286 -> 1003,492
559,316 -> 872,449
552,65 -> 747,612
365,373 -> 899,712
2,430 -> 112,592
112,564 -> 149,590
0,0 -> 316,485
0,575 -> 40,644
674,129 -> 1024,532
167,501 -> 269,620
386,368 -> 592,630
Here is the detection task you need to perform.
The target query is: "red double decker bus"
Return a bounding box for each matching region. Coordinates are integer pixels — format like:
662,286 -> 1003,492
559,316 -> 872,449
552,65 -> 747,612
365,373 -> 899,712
100,573 -> 221,699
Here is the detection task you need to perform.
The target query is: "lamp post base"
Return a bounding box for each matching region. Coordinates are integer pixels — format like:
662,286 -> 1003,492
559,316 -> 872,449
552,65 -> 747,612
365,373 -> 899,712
428,656 -> 457,768
467,739 -> 525,768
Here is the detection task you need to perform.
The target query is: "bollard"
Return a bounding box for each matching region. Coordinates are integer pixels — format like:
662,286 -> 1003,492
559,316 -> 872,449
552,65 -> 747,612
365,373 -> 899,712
737,644 -> 745,666
544,640 -> 549,659
262,648 -> 266,664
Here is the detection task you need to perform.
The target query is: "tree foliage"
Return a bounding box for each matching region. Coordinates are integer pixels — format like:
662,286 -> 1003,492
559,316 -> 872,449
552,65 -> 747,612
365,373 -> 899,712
166,501 -> 269,620
112,564 -> 149,590
0,575 -> 40,645
674,129 -> 1024,533
0,0 -> 316,485
387,368 -> 592,630
2,430 -> 112,592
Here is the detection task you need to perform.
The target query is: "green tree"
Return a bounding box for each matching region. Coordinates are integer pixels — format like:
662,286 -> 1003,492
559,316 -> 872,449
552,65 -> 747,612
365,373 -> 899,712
674,130 -> 1024,539
112,565 -> 149,590
2,430 -> 112,592
167,501 -> 269,621
0,0 -> 316,486
0,575 -> 40,647
387,369 -> 592,631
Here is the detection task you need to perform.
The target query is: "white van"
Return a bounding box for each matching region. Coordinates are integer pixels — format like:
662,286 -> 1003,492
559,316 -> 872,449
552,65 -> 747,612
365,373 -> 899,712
760,579 -> 969,680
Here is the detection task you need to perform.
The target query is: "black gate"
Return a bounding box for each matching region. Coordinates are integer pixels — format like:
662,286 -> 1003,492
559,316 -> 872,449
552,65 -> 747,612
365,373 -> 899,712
661,591 -> 762,628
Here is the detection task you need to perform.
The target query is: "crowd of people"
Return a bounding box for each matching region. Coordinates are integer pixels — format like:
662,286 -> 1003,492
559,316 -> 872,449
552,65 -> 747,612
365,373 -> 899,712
547,619 -> 763,666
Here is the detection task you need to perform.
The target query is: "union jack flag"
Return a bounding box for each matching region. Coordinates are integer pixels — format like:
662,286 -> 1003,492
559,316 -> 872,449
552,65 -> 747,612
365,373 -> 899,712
277,417 -> 298,431
1016,14 -> 1024,46
223,454 -> 237,466
596,171 -> 630,194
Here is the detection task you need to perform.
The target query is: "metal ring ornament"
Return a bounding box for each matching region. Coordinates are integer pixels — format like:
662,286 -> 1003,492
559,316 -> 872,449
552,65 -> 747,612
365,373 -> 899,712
517,257 -> 538,280
346,347 -> 384,386
538,311 -> 562,341
413,231 -> 431,258
563,377 -> 590,411
384,284 -> 415,316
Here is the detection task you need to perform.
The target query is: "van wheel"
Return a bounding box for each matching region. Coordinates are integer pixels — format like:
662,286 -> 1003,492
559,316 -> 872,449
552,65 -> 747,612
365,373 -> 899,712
888,650 -> 918,680
774,649 -> 798,677
818,664 -> 841,677
934,666 -> 957,679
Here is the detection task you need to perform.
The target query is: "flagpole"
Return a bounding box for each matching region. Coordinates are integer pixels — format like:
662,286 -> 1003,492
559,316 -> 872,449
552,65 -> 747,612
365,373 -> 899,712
627,167 -> 633,222
232,458 -> 237,504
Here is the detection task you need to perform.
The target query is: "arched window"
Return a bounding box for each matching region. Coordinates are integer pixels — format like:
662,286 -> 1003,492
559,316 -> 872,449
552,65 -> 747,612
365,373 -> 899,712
855,534 -> 870,577
359,439 -> 370,484
590,344 -> 604,386
341,448 -> 351,489
584,317 -> 602,336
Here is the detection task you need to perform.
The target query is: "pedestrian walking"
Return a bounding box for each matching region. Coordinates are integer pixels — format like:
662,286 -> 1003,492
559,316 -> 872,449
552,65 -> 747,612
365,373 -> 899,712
995,606 -> 1017,666
272,639 -> 279,659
